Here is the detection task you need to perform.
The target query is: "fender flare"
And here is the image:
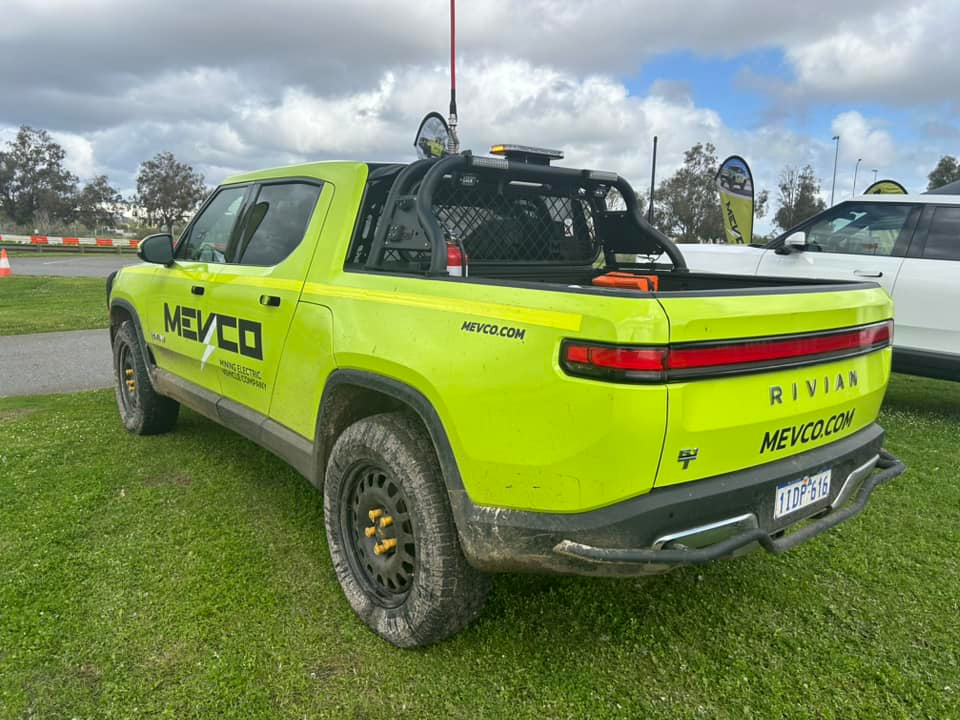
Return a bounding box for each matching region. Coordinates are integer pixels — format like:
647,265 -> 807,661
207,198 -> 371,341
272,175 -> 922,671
314,369 -> 473,522
109,299 -> 156,382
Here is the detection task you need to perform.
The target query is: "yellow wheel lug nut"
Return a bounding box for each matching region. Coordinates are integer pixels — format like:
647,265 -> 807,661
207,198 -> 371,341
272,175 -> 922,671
377,538 -> 397,554
364,526 -> 377,538
368,509 -> 383,522
379,516 -> 393,529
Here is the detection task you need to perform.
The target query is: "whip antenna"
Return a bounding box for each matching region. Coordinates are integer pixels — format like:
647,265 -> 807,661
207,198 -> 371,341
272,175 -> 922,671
447,0 -> 460,154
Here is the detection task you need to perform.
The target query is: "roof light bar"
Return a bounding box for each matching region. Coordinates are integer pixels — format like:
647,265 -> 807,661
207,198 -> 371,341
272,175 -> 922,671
489,144 -> 564,165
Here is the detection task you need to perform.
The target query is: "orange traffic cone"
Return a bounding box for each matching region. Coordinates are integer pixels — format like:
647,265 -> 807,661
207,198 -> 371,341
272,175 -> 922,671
0,248 -> 11,278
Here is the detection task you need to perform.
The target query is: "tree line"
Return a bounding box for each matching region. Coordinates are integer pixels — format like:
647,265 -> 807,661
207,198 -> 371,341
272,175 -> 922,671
646,143 -> 960,243
2,124 -> 959,242
0,126 -> 206,236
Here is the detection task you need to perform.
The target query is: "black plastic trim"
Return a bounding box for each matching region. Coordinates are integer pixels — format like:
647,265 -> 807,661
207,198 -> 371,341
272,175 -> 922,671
892,347 -> 960,381
151,369 -> 315,482
342,266 -> 880,300
555,449 -> 904,567
108,298 -> 152,375
457,424 -> 894,575
314,369 -> 475,534
105,270 -> 117,309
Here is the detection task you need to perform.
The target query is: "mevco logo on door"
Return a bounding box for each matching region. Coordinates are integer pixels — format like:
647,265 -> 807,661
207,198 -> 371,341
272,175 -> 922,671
163,303 -> 263,361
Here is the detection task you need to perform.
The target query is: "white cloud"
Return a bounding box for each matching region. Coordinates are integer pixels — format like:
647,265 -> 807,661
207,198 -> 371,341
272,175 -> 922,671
242,73 -> 402,157
1,0 -> 956,233
783,0 -> 959,106
50,131 -> 96,180
831,112 -> 896,168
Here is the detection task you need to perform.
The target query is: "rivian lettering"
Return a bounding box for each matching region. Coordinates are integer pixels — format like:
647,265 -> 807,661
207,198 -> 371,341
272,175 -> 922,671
770,370 -> 859,405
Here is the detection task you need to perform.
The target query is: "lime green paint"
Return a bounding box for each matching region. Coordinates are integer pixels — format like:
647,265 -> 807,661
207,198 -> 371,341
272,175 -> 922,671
657,349 -> 890,487
112,160 -> 895,515
268,303 -> 335,439
659,286 -> 893,343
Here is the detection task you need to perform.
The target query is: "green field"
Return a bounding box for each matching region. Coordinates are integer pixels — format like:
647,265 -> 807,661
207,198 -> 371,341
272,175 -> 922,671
1,377 -> 958,719
0,276 -> 108,335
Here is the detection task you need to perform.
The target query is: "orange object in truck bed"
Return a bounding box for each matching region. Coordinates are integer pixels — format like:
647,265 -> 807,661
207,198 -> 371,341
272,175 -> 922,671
592,272 -> 659,291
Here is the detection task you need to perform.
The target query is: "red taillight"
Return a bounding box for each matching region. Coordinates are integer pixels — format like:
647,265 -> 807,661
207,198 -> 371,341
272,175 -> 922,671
564,344 -> 666,372
560,321 -> 892,383
668,321 -> 892,370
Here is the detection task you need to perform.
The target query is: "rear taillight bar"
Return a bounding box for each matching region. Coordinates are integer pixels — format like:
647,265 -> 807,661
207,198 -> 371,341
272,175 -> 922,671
561,320 -> 892,383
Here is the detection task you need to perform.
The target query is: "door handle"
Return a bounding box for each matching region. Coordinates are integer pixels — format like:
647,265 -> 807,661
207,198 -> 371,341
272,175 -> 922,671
854,270 -> 883,278
191,285 -> 205,295
259,294 -> 281,307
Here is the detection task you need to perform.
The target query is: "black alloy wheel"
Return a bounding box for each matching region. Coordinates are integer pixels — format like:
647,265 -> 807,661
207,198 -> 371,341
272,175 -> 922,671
341,463 -> 417,607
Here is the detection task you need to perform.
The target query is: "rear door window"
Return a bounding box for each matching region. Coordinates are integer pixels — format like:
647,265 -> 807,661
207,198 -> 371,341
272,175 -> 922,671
921,206 -> 960,261
232,182 -> 323,266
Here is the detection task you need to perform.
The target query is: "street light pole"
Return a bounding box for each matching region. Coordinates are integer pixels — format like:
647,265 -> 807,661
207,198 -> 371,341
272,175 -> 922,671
830,135 -> 840,205
852,158 -> 863,197
872,169 -> 878,183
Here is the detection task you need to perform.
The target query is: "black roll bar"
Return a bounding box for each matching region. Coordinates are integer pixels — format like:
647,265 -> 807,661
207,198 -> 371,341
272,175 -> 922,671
414,152 -> 688,275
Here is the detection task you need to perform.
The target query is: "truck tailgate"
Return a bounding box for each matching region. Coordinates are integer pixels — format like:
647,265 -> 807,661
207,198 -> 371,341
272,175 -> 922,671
654,285 -> 893,487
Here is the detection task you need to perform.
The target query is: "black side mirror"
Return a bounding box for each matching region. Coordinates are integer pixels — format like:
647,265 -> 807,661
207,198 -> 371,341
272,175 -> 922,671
138,233 -> 175,265
775,231 -> 807,255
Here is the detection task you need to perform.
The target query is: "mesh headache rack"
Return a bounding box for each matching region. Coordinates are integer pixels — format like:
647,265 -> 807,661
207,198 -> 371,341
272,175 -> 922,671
361,151 -> 686,276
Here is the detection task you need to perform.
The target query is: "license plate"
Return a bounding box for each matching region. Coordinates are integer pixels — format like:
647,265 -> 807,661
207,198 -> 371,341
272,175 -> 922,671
774,469 -> 831,520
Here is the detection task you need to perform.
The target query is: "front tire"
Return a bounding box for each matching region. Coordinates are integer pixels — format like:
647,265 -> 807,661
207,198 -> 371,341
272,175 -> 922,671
324,411 -> 489,648
112,320 -> 179,435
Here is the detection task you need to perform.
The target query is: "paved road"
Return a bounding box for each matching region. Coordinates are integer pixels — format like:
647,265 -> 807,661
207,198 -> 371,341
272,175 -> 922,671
8,255 -> 139,278
0,329 -> 114,397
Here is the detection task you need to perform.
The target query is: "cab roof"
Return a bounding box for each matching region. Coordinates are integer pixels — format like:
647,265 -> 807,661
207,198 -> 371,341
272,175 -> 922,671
222,160 -> 397,187
839,193 -> 960,205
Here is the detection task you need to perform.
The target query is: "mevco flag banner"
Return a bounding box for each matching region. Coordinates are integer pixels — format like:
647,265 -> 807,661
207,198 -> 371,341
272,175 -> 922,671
863,179 -> 908,194
716,155 -> 754,244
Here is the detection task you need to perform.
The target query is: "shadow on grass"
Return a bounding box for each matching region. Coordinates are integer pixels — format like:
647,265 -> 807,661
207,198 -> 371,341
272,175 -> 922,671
883,373 -> 960,421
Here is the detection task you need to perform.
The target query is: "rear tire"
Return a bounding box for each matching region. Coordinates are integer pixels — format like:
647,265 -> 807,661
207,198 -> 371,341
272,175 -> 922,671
112,320 -> 179,435
324,411 -> 490,648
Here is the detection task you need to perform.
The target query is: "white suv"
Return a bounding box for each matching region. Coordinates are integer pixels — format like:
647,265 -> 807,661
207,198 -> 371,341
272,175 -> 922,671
680,194 -> 960,381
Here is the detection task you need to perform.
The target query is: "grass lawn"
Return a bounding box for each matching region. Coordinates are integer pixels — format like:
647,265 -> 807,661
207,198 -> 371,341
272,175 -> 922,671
0,276 -> 108,335
1,376 -> 958,719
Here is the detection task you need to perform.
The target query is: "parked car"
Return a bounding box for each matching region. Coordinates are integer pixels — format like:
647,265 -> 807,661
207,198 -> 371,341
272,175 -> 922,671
107,148 -> 904,647
681,194 -> 960,381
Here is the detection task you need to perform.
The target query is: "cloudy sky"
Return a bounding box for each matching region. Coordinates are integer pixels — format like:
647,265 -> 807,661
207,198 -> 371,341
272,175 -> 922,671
1,0 -> 957,232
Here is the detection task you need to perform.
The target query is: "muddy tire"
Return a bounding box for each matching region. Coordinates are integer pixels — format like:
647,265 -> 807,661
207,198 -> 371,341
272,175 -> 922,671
324,411 -> 490,648
112,320 -> 179,435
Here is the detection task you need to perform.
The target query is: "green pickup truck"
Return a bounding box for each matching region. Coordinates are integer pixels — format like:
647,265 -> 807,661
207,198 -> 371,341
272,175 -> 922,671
107,148 -> 904,647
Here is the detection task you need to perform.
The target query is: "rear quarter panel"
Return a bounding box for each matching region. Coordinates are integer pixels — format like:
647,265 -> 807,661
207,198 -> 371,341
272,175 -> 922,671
301,272 -> 672,513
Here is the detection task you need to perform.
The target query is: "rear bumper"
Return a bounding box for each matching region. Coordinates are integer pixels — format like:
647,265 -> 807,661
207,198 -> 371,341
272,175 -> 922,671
457,424 -> 905,576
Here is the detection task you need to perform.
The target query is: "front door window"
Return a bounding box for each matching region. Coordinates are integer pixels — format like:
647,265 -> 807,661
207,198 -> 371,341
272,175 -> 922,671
176,187 -> 247,262
804,203 -> 912,257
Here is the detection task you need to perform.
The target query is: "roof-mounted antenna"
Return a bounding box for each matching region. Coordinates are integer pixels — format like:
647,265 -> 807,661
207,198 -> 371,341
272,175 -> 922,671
447,0 -> 460,154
